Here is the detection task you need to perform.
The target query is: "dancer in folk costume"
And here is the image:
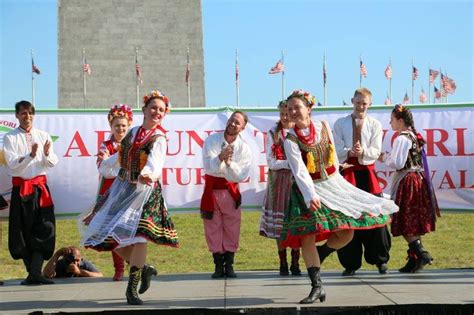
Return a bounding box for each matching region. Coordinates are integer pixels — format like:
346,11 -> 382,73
259,100 -> 301,276
3,100 -> 58,285
379,104 -> 440,273
332,88 -> 391,276
200,110 -> 252,279
95,104 -> 133,281
81,90 -> 178,305
281,90 -> 398,304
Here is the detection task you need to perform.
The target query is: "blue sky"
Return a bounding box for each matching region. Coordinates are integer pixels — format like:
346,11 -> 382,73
1,0 -> 472,109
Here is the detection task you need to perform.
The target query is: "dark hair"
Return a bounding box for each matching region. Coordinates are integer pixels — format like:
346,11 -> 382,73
392,104 -> 425,147
15,100 -> 35,115
274,100 -> 287,136
231,110 -> 249,125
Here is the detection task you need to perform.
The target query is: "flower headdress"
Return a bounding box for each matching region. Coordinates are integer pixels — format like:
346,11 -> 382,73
287,89 -> 317,108
107,104 -> 133,124
394,104 -> 407,113
143,90 -> 171,113
277,100 -> 288,109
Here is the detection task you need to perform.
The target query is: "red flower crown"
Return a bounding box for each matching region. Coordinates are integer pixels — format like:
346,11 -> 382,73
107,104 -> 133,124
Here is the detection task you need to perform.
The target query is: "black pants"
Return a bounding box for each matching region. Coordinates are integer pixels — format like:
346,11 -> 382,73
337,169 -> 391,270
8,185 -> 56,262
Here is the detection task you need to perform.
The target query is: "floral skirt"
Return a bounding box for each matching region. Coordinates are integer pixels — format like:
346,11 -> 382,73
280,181 -> 391,248
391,172 -> 440,237
259,169 -> 292,239
83,180 -> 179,251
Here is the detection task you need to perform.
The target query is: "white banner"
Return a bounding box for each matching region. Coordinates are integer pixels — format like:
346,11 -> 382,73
1,104 -> 473,216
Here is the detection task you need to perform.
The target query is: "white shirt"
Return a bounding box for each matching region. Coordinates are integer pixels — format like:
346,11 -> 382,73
384,131 -> 413,170
202,132 -> 252,183
3,127 -> 58,179
265,126 -> 290,170
332,114 -> 382,165
99,126 -> 167,182
284,120 -> 339,207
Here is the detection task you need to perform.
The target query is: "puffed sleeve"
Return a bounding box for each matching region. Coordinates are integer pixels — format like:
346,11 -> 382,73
361,119 -> 382,164
202,136 -> 226,174
332,118 -> 350,163
284,137 -> 319,209
43,134 -> 59,167
3,134 -> 34,172
266,130 -> 289,170
98,152 -> 120,178
140,135 -> 167,181
225,142 -> 252,182
384,135 -> 411,170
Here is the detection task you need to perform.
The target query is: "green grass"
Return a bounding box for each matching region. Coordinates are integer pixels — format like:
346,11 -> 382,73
1,211 -> 473,280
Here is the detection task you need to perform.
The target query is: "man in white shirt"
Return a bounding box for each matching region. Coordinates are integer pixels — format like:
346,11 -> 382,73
332,88 -> 391,276
3,101 -> 59,285
200,110 -> 252,278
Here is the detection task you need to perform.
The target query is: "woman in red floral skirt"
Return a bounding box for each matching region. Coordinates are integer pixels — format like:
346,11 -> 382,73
380,104 -> 440,273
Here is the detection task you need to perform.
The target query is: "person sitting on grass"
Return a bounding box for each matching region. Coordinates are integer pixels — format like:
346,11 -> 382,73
42,246 -> 103,278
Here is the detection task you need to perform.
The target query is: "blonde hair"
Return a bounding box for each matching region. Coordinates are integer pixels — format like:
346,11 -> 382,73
353,87 -> 372,99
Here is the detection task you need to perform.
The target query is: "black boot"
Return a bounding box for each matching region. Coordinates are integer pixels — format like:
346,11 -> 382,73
211,253 -> 225,278
409,239 -> 433,273
29,252 -> 54,285
126,266 -> 143,305
278,249 -> 289,276
317,243 -> 336,264
224,251 -> 237,278
299,266 -> 326,304
290,249 -> 302,276
398,249 -> 417,273
138,264 -> 158,294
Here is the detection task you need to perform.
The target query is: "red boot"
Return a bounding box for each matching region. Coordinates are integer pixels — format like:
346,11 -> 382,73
112,251 -> 125,281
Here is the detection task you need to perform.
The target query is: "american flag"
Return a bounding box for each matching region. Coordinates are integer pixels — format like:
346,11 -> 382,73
434,86 -> 442,99
412,66 -> 418,81
419,88 -> 427,103
360,60 -> 367,77
83,59 -> 91,75
384,64 -> 392,79
269,59 -> 284,74
323,60 -> 327,85
32,57 -> 40,74
185,63 -> 190,85
429,69 -> 439,83
403,92 -> 410,104
135,58 -> 143,85
235,58 -> 239,83
441,74 -> 456,94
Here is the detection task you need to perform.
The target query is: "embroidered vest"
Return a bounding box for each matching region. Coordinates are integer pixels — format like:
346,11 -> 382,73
287,122 -> 336,181
118,129 -> 163,182
399,132 -> 423,171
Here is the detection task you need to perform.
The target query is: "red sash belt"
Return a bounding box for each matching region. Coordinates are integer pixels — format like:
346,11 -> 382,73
200,174 -> 241,219
12,175 -> 53,208
309,165 -> 337,180
342,157 -> 382,194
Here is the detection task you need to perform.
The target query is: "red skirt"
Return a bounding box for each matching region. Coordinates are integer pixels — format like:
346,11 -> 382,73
391,172 -> 439,237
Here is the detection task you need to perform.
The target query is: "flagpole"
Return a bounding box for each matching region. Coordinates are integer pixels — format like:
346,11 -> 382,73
187,47 -> 191,108
82,48 -> 87,109
323,54 -> 327,106
135,47 -> 140,108
31,50 -> 35,106
281,50 -> 285,100
235,49 -> 239,107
